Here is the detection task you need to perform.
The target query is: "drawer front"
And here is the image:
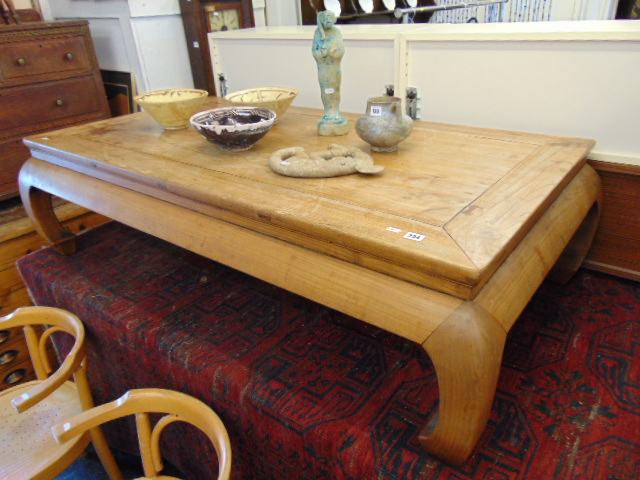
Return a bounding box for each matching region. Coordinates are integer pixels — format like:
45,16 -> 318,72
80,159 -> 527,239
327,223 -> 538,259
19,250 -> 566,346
0,75 -> 102,132
1,358 -> 36,391
0,36 -> 90,83
0,327 -> 22,349
0,338 -> 31,374
0,326 -> 58,391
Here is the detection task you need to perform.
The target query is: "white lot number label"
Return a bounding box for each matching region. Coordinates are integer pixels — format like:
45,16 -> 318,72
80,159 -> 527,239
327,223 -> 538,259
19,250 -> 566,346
370,106 -> 383,116
404,232 -> 425,242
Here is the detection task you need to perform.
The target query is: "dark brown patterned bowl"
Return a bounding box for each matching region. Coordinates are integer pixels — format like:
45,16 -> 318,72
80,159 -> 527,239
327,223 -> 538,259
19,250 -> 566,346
190,107 -> 276,152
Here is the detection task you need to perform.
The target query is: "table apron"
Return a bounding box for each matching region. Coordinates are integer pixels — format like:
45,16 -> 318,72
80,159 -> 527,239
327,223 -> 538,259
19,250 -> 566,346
19,157 -> 463,344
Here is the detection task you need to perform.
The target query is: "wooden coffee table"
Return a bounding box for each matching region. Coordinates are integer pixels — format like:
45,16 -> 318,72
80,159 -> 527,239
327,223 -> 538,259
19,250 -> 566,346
18,99 -> 601,465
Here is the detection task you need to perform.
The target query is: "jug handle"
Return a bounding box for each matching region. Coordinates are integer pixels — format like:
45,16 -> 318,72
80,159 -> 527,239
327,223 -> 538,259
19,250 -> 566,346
391,101 -> 401,119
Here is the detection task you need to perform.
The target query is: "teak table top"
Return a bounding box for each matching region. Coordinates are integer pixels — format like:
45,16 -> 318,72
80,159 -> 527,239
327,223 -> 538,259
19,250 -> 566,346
23,101 -> 591,299
19,99 -> 601,465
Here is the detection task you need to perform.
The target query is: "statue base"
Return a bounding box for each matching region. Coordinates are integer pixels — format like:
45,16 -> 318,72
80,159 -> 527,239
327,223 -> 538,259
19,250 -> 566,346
318,118 -> 349,136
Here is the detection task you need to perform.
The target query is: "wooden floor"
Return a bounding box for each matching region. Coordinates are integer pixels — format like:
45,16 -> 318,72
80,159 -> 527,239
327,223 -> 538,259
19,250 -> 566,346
0,197 -> 110,391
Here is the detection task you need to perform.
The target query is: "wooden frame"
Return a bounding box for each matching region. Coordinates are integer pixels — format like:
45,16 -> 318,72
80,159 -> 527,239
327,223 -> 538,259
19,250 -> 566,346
100,69 -> 137,117
179,0 -> 254,95
616,0 -> 640,18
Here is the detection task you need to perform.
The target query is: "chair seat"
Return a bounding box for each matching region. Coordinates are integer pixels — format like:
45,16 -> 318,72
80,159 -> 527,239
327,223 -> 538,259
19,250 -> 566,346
0,381 -> 91,480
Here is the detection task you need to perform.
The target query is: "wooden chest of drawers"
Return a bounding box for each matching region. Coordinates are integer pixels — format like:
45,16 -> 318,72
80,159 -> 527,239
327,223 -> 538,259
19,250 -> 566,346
0,20 -> 111,201
0,325 -> 37,389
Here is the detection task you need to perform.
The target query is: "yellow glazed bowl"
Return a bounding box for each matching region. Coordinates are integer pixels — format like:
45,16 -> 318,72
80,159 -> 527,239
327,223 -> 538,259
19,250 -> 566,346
224,87 -> 298,122
134,89 -> 209,129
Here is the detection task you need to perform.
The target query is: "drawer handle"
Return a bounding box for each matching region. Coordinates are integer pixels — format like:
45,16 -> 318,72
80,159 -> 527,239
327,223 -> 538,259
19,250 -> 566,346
55,98 -> 64,107
17,57 -> 27,66
0,350 -> 18,365
0,331 -> 9,345
4,368 -> 26,385
66,52 -> 75,61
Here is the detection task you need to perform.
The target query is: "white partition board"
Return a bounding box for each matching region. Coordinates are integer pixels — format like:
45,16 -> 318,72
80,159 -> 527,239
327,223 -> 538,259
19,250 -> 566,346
210,22 -> 640,164
406,39 -> 640,160
211,38 -> 396,114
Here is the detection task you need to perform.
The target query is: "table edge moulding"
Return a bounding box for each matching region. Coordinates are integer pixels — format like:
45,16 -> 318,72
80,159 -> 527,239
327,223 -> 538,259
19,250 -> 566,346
17,101 -> 602,465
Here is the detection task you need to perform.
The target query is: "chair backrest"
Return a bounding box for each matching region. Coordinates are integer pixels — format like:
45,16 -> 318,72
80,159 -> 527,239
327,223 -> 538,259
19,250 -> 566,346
52,388 -> 232,480
0,306 -> 87,412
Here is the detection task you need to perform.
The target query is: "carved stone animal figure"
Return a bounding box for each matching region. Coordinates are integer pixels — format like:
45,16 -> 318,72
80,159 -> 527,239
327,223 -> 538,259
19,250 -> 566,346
269,144 -> 384,178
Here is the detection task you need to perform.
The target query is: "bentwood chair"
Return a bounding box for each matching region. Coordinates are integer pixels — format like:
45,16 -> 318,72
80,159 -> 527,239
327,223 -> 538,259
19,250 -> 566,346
52,388 -> 233,480
0,306 -> 122,480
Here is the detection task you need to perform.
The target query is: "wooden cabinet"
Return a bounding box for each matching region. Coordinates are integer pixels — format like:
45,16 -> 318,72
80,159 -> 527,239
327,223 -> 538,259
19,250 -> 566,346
584,161 -> 640,281
0,20 -> 111,201
0,199 -> 111,391
0,326 -> 37,390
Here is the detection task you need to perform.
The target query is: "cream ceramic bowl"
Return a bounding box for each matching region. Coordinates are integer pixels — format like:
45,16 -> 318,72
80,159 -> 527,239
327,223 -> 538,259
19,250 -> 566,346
134,88 -> 208,129
224,87 -> 298,122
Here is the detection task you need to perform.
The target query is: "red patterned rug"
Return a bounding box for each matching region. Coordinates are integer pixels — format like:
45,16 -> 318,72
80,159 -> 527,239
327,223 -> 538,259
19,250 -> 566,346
17,221 -> 640,480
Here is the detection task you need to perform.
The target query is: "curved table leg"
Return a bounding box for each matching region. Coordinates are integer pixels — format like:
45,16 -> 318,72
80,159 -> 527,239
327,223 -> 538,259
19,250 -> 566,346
548,189 -> 602,284
19,158 -> 78,255
418,302 -> 507,465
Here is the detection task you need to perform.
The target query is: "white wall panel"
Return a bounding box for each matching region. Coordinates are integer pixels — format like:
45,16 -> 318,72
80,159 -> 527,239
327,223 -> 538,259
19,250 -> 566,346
85,17 -> 135,72
128,0 -> 180,17
265,0 -> 301,26
46,0 -> 130,18
43,0 -> 193,93
131,16 -> 193,91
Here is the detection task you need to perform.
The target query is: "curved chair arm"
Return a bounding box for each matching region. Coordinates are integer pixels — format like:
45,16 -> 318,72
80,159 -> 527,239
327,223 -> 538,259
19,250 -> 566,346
52,389 -> 232,480
0,307 -> 87,413
12,354 -> 87,413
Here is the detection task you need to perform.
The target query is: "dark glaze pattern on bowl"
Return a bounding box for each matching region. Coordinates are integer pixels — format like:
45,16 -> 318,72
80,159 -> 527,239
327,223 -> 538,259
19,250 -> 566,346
190,107 -> 276,152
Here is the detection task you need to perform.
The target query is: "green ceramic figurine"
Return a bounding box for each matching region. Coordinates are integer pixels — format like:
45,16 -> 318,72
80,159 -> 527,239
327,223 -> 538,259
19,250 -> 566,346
312,11 -> 349,136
